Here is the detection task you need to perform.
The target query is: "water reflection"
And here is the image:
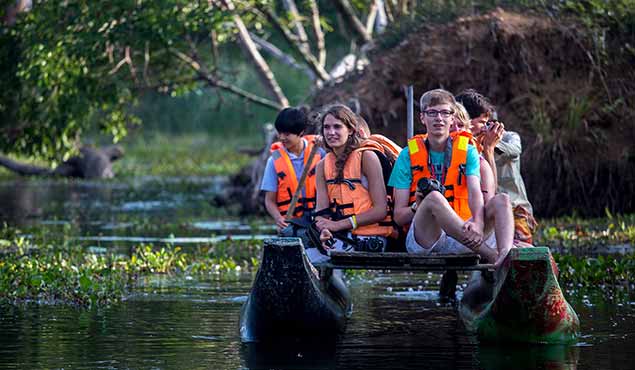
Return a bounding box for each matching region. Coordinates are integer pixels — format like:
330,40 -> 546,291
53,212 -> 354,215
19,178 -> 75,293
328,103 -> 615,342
241,341 -> 337,369
0,177 -> 253,237
1,273 -> 634,369
1,177 -> 634,369
478,344 -> 580,370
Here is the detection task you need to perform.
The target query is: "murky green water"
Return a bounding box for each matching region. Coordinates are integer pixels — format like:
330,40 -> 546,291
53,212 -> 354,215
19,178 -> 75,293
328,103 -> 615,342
1,178 -> 634,369
1,273 -> 634,369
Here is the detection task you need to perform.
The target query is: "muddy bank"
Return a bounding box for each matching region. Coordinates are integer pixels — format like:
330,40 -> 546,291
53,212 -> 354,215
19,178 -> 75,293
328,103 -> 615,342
312,9 -> 635,217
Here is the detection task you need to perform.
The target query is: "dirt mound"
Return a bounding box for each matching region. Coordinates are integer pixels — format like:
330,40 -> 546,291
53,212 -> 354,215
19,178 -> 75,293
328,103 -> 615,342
312,9 -> 635,217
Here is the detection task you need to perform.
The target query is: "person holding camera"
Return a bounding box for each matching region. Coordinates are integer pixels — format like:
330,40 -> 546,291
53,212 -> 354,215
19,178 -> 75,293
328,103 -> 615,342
455,89 -> 537,245
389,89 -> 504,266
451,102 -> 516,261
312,104 -> 394,262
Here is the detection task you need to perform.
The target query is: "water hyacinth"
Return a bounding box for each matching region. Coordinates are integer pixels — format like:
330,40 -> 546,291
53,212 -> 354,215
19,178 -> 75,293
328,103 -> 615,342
0,229 -> 261,306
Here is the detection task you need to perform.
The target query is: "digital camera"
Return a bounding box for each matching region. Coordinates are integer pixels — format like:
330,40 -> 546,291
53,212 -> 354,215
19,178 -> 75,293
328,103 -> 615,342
353,237 -> 385,253
417,177 -> 446,200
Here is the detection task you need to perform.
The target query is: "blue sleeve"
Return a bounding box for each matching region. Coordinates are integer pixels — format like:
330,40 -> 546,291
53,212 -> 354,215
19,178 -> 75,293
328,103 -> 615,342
465,145 -> 480,178
388,148 -> 412,189
260,157 -> 278,192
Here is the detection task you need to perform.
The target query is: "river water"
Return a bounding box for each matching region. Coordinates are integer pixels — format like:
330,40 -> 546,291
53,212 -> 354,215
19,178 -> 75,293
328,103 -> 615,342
1,178 -> 634,369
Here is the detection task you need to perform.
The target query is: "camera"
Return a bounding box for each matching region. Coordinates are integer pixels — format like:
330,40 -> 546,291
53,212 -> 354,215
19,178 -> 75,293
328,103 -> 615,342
353,237 -> 385,253
417,177 -> 446,200
486,111 -> 498,130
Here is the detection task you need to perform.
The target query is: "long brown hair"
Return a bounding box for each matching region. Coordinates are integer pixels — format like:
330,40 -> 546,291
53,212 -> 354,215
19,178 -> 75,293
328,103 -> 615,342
320,104 -> 363,182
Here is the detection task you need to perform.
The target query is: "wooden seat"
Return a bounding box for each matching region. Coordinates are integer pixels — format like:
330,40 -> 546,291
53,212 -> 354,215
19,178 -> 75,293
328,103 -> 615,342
315,251 -> 494,271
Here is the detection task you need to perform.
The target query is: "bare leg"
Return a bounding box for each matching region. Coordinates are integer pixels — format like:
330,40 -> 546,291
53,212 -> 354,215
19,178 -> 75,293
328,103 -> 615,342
484,193 -> 514,265
414,192 -> 497,263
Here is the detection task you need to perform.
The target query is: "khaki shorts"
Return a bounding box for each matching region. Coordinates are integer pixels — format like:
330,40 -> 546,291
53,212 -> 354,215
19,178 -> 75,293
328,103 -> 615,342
406,221 -> 496,255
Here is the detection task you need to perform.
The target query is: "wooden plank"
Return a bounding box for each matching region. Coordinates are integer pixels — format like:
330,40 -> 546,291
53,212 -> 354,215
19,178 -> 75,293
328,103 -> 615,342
328,250 -> 480,267
316,263 -> 495,272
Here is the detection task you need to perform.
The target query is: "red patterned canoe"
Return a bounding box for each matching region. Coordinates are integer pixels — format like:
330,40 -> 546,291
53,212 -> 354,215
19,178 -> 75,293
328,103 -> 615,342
459,247 -> 580,343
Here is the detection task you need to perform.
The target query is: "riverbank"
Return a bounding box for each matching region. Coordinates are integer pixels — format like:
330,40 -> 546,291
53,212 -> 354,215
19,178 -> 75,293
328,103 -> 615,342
0,132 -> 260,180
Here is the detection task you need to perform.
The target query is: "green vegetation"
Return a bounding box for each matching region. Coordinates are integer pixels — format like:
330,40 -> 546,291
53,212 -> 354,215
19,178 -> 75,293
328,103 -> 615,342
535,212 -> 635,248
554,253 -> 635,288
3,213 -> 635,307
0,227 -> 261,306
116,132 -> 257,177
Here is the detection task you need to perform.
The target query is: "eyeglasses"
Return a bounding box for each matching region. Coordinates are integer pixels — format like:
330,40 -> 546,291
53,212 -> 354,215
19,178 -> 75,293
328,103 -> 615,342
423,109 -> 454,118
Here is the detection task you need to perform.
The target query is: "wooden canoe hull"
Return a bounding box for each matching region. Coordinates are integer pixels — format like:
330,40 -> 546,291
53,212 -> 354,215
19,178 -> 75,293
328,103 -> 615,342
239,238 -> 351,343
459,247 -> 580,343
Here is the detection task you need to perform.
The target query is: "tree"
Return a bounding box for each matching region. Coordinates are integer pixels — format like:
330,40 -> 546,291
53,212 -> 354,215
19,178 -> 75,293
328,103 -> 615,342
1,0 -> 410,160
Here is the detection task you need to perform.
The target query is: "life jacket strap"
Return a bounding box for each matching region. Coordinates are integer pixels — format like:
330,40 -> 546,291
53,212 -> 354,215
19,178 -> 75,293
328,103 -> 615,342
325,178 -> 362,190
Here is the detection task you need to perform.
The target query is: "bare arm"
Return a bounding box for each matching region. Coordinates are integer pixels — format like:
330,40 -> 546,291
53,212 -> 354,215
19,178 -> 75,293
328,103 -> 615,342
467,175 -> 485,229
264,191 -> 287,231
315,159 -> 329,211
356,150 -> 388,226
393,188 -> 413,226
479,158 -> 496,204
479,122 -> 505,189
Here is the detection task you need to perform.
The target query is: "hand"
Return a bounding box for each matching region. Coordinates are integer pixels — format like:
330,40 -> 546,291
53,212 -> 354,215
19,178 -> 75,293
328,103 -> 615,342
415,190 -> 424,205
315,216 -> 343,232
461,220 -> 483,249
275,216 -> 289,231
320,229 -> 334,250
480,121 -> 504,153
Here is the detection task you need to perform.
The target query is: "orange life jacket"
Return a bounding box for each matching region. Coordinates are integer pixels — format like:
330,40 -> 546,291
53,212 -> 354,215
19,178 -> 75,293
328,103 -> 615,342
271,135 -> 322,218
367,134 -> 401,163
323,140 -> 394,237
408,131 -> 473,221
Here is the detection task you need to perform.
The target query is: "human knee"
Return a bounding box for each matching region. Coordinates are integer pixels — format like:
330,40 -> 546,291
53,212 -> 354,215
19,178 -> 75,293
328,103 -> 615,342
493,193 -> 511,209
420,191 -> 447,211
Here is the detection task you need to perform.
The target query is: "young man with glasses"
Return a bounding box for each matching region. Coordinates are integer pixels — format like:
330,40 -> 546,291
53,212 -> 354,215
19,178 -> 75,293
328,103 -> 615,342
388,89 -> 504,266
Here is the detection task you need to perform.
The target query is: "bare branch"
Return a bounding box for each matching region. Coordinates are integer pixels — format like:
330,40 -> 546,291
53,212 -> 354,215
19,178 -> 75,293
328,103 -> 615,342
125,46 -> 138,84
143,41 -> 150,86
170,48 -> 282,111
281,0 -> 310,54
375,0 -> 388,34
221,0 -> 289,107
384,0 -> 395,23
210,29 -> 220,69
332,0 -> 372,43
365,1 -> 378,38
398,0 -> 408,16
307,0 -> 326,68
108,46 -> 139,85
258,5 -> 331,82
249,32 -> 316,81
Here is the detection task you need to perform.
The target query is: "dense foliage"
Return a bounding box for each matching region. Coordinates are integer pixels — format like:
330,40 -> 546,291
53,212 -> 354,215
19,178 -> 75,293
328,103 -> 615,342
1,0 -> 384,161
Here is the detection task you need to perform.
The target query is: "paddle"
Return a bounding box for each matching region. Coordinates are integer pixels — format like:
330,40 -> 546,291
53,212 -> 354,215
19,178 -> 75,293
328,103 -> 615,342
285,139 -> 320,220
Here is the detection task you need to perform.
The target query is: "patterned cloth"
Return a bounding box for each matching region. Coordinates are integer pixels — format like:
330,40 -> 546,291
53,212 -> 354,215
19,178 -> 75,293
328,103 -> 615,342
513,204 -> 537,244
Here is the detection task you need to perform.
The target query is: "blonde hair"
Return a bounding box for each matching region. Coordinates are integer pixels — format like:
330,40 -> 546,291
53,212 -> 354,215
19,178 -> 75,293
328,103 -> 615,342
453,102 -> 472,132
419,89 -> 456,112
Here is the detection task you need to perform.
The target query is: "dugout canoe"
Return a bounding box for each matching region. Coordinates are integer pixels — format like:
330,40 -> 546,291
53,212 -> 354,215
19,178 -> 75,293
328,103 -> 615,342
459,247 -> 580,343
239,237 -> 351,343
